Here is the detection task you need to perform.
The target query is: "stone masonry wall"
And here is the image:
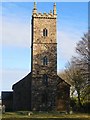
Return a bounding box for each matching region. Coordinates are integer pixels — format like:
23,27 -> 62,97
31,12 -> 57,111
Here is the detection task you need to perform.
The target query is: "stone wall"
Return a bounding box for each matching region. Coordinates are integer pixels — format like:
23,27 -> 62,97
12,73 -> 32,111
2,92 -> 13,111
31,7 -> 58,111
12,3 -> 70,112
56,78 -> 70,112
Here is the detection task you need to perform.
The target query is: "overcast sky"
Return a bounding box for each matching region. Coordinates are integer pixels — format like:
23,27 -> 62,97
0,2 -> 88,92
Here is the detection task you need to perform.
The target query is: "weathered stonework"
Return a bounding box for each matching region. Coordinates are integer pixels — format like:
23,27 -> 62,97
31,3 -> 57,111
11,2 -> 70,112
12,73 -> 32,111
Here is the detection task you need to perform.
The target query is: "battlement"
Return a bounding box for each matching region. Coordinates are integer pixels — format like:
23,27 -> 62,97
32,12 -> 56,19
32,2 -> 57,19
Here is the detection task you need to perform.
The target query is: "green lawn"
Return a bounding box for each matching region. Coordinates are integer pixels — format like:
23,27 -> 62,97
1,111 -> 90,120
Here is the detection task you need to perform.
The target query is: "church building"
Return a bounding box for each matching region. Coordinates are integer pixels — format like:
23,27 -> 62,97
3,2 -> 70,112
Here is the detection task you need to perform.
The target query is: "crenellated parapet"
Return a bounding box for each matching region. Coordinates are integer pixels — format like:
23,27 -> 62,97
32,12 -> 56,19
32,2 -> 57,19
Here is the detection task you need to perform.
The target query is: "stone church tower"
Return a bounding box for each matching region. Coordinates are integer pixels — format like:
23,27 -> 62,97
11,2 -> 70,112
31,2 -> 57,111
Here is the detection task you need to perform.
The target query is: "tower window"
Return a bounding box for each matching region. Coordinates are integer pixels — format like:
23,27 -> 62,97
43,28 -> 48,37
42,90 -> 48,106
43,74 -> 48,86
43,56 -> 48,65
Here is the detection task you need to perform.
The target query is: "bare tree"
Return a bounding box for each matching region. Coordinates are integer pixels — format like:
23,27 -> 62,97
75,32 -> 90,102
59,32 -> 90,109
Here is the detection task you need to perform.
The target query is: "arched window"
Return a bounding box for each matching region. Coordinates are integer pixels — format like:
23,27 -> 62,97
42,90 -> 48,106
43,28 -> 48,37
43,56 -> 48,65
43,74 -> 48,86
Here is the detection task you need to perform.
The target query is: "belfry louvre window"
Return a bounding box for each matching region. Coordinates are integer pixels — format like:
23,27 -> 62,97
43,28 -> 48,37
43,74 -> 48,86
42,91 -> 48,105
43,56 -> 48,65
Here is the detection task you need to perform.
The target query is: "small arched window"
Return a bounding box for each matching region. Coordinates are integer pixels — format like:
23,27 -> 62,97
43,74 -> 48,86
43,28 -> 48,37
42,90 -> 48,105
43,56 -> 48,65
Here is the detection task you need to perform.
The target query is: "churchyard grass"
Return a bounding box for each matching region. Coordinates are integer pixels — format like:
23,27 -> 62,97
2,111 -> 90,120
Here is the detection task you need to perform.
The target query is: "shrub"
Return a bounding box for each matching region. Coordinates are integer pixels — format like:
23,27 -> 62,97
83,101 -> 90,113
